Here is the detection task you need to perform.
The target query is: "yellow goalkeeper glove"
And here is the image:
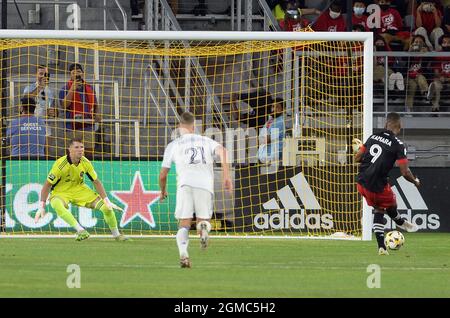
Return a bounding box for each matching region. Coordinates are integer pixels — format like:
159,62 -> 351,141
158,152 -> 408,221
34,201 -> 46,223
352,138 -> 363,154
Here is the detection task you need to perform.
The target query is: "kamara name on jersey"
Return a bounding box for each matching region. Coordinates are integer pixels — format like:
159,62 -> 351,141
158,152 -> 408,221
370,135 -> 392,146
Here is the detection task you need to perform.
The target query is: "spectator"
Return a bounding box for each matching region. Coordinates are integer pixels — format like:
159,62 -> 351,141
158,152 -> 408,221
313,1 -> 347,32
273,0 -> 321,30
7,96 -> 46,157
230,89 -> 274,130
59,63 -> 100,159
23,65 -> 58,138
258,98 -> 285,164
427,34 -> 450,113
352,0 -> 369,30
376,0 -> 411,50
23,65 -> 57,119
406,34 -> 430,112
414,0 -> 445,50
373,36 -> 405,91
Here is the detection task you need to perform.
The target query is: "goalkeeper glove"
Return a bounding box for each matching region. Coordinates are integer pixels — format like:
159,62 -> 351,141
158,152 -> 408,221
103,197 -> 124,212
34,201 -> 46,223
352,138 -> 363,154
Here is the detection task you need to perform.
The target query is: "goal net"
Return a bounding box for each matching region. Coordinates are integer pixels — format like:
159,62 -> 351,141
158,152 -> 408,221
0,30 -> 372,239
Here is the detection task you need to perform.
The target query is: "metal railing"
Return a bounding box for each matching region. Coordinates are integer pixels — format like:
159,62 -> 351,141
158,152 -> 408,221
373,51 -> 450,118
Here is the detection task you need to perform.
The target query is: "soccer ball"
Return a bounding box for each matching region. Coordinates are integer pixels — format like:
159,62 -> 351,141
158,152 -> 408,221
385,230 -> 405,250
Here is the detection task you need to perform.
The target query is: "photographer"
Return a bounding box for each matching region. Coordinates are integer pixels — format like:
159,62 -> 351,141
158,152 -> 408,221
59,63 -> 100,159
414,0 -> 444,51
23,65 -> 58,155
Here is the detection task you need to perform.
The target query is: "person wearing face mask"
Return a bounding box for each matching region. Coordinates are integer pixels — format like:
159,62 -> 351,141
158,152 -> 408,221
373,36 -> 404,92
414,0 -> 445,50
406,35 -> 430,113
313,1 -> 347,32
427,34 -> 450,114
376,0 -> 412,50
352,1 -> 368,30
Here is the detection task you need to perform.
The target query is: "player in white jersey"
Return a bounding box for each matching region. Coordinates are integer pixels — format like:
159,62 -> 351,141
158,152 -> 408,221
159,112 -> 233,268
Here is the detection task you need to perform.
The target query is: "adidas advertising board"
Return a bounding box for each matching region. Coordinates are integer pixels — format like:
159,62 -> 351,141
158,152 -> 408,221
386,168 -> 448,232
233,166 -> 353,233
233,166 -> 449,232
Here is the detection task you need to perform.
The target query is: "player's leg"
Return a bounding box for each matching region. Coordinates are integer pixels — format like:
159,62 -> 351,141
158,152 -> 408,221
177,218 -> 192,268
378,185 -> 418,232
357,184 -> 388,255
373,210 -> 389,255
386,206 -> 418,232
50,196 -> 89,240
83,191 -> 127,240
193,188 -> 214,250
175,186 -> 194,268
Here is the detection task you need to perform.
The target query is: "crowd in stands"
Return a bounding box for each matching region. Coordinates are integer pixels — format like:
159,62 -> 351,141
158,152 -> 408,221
270,0 -> 450,114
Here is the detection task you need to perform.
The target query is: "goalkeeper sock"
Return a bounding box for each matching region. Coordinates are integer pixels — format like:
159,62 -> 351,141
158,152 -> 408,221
373,212 -> 386,249
96,200 -> 119,235
176,227 -> 190,258
385,206 -> 405,226
51,198 -> 84,232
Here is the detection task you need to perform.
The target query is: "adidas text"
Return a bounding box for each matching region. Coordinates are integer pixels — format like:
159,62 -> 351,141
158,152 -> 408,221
387,210 -> 440,230
254,209 -> 333,230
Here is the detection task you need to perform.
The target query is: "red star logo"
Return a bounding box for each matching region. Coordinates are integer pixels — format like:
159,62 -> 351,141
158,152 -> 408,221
110,171 -> 160,228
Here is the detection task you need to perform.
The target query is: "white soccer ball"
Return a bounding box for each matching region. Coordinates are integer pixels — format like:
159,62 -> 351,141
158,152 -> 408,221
385,230 -> 405,250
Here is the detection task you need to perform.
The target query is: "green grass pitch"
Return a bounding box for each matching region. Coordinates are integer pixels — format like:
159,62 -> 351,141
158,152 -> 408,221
0,233 -> 449,297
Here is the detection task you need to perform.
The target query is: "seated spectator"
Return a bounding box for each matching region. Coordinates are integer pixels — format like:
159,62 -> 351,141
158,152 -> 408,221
373,36 -> 405,91
273,0 -> 321,31
258,98 -> 285,164
59,63 -> 100,159
352,0 -> 369,30
231,89 -> 274,130
427,34 -> 450,113
313,1 -> 347,32
406,34 -> 430,112
376,0 -> 411,50
414,0 -> 445,50
7,96 -> 46,157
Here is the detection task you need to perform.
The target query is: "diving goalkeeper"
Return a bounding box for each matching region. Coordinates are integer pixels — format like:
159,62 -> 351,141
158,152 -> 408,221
35,138 -> 128,241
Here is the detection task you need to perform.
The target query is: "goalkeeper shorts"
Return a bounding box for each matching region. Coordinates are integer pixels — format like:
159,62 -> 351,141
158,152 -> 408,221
50,185 -> 99,208
175,185 -> 213,220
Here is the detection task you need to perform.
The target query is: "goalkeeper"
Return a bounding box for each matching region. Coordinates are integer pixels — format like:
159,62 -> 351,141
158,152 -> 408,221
35,138 -> 128,241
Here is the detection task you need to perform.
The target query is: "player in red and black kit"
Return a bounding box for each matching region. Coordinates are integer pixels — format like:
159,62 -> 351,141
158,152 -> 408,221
354,112 -> 420,255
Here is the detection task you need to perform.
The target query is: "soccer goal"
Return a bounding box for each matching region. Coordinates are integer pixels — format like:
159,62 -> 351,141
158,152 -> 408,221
0,30 -> 372,240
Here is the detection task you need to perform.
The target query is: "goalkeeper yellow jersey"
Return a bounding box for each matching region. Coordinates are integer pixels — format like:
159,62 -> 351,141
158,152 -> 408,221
46,155 -> 98,193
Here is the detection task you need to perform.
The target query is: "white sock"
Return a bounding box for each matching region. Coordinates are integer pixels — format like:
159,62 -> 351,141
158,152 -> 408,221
111,228 -> 120,237
176,227 -> 189,258
74,224 -> 84,232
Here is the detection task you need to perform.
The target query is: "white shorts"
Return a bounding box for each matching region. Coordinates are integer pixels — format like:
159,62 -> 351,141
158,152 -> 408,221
175,186 -> 213,220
